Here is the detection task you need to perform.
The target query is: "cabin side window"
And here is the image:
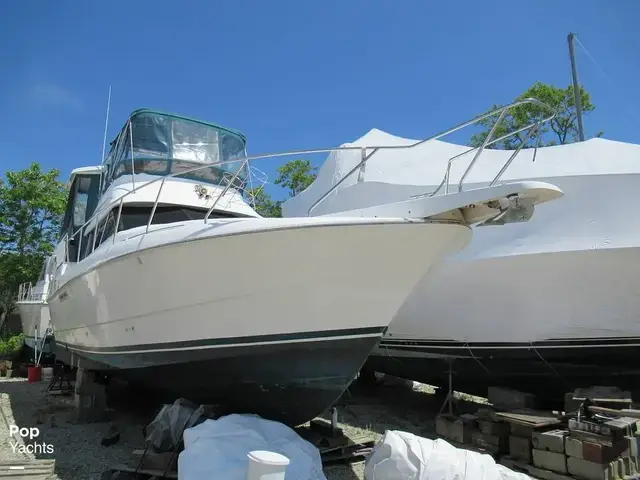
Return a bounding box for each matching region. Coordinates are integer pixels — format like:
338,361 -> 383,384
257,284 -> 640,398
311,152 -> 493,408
61,173 -> 101,262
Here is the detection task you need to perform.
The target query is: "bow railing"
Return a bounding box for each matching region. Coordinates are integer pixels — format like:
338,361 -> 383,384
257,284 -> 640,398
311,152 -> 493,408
63,97 -> 555,264
17,282 -> 47,302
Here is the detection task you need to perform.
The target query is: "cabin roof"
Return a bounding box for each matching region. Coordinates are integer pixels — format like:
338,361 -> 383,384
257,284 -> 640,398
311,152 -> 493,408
126,108 -> 247,143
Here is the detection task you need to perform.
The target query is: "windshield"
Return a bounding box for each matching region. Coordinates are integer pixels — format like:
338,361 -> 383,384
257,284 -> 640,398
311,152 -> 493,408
102,111 -> 248,191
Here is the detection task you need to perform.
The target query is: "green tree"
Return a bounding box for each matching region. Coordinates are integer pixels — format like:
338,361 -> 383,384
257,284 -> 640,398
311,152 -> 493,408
0,163 -> 68,329
244,159 -> 318,217
274,159 -> 317,197
470,82 -> 599,149
246,187 -> 282,218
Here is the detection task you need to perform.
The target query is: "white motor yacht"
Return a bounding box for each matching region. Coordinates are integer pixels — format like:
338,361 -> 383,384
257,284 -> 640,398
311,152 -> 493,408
16,256 -> 56,361
47,107 -> 563,425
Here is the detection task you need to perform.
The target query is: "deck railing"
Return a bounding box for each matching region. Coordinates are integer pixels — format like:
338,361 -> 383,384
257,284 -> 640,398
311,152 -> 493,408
17,282 -> 46,302
63,98 -> 555,265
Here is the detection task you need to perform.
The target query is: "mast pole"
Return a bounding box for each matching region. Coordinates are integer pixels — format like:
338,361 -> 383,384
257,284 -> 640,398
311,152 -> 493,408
568,33 -> 585,141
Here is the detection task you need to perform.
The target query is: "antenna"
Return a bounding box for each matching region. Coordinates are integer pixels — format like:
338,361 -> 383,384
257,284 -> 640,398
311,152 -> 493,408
567,33 -> 585,141
100,86 -> 112,164
98,86 -> 112,193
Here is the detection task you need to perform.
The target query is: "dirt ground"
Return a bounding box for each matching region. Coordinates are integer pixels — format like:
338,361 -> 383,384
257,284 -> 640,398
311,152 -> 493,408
0,374 -> 487,480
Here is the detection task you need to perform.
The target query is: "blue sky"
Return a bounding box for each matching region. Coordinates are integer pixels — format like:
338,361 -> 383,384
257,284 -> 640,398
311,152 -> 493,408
1,0 -> 639,201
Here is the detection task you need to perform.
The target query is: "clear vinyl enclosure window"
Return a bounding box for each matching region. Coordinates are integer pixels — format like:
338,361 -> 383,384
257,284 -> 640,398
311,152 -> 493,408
102,111 -> 248,190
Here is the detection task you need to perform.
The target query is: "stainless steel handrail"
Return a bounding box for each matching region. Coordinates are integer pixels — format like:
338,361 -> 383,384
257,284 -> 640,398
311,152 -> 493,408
17,281 -> 46,302
64,97 -> 556,263
428,98 -> 555,197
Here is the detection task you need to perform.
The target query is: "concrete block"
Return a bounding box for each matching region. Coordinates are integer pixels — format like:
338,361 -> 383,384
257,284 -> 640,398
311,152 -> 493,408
565,436 -> 584,459
532,449 -> 567,474
527,464 -> 577,480
532,430 -> 568,454
567,457 -> 611,480
509,435 -> 532,463
488,387 -> 537,410
621,435 -> 640,458
435,415 -> 474,444
479,420 -> 510,437
582,439 -> 627,464
436,415 -> 448,438
510,423 -> 534,438
472,431 -> 507,452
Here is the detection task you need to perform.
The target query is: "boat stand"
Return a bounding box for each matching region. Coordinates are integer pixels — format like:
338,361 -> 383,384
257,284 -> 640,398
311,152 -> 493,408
438,359 -> 456,416
47,364 -> 74,395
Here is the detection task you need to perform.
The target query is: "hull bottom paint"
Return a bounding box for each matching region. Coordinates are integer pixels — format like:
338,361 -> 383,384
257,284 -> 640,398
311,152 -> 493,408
57,327 -> 383,426
367,338 -> 640,405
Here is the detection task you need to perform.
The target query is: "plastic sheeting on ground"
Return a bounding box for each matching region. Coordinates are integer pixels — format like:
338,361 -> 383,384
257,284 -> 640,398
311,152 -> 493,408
365,430 -> 532,480
177,413 -> 327,480
145,398 -> 213,453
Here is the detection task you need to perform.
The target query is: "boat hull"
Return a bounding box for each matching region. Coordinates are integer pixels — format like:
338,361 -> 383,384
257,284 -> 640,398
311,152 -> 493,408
49,217 -> 471,425
15,302 -> 54,359
368,246 -> 640,402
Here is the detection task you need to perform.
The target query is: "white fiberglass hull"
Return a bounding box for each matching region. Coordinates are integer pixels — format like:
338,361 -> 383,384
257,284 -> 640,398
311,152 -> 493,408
15,301 -> 53,356
48,216 -> 471,424
16,302 -> 51,345
369,173 -> 640,398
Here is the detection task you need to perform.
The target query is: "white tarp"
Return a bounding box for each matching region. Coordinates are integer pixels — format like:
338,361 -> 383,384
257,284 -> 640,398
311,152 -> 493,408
282,128 -> 640,218
282,130 -> 640,344
365,430 -> 531,480
177,414 -> 326,480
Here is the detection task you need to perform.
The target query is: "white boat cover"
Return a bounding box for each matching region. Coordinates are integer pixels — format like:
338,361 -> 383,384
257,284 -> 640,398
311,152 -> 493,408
177,414 -> 326,480
282,128 -> 640,218
364,430 -> 531,480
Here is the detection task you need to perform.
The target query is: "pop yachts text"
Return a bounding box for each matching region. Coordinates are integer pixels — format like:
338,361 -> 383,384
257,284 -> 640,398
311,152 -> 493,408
11,441 -> 54,454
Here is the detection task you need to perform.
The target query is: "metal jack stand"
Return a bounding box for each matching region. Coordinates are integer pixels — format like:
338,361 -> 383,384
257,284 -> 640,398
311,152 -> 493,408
438,359 -> 455,416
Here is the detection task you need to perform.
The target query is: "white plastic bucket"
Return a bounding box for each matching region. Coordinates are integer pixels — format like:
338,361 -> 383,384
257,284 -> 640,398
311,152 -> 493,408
41,367 -> 54,380
246,450 -> 290,480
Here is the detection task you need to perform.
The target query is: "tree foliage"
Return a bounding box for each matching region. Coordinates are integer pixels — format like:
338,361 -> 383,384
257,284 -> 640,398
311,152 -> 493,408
0,163 -> 68,328
274,159 -> 318,198
247,159 -> 318,217
246,186 -> 283,218
470,82 -> 599,149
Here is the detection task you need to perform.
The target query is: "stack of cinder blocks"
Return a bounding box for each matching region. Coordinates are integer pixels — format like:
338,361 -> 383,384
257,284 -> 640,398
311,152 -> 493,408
502,387 -> 640,480
563,416 -> 639,480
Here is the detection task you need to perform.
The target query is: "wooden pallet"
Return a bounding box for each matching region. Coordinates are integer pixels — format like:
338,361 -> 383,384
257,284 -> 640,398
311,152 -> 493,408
0,459 -> 56,479
107,464 -> 178,479
320,435 -> 376,465
296,419 -> 376,465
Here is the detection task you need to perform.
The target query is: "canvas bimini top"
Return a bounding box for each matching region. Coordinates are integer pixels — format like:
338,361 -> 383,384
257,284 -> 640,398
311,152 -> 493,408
101,109 -> 248,191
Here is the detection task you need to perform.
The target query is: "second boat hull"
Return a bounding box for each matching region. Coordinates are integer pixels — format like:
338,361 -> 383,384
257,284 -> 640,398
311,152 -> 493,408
367,246 -> 640,402
16,302 -> 54,359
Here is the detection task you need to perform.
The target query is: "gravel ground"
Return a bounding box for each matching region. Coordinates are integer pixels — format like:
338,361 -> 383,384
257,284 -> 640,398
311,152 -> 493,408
0,377 -> 146,479
0,374 -> 487,480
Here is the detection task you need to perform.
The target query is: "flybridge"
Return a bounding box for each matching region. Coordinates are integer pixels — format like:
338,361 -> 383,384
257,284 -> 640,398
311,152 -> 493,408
101,109 -> 249,191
